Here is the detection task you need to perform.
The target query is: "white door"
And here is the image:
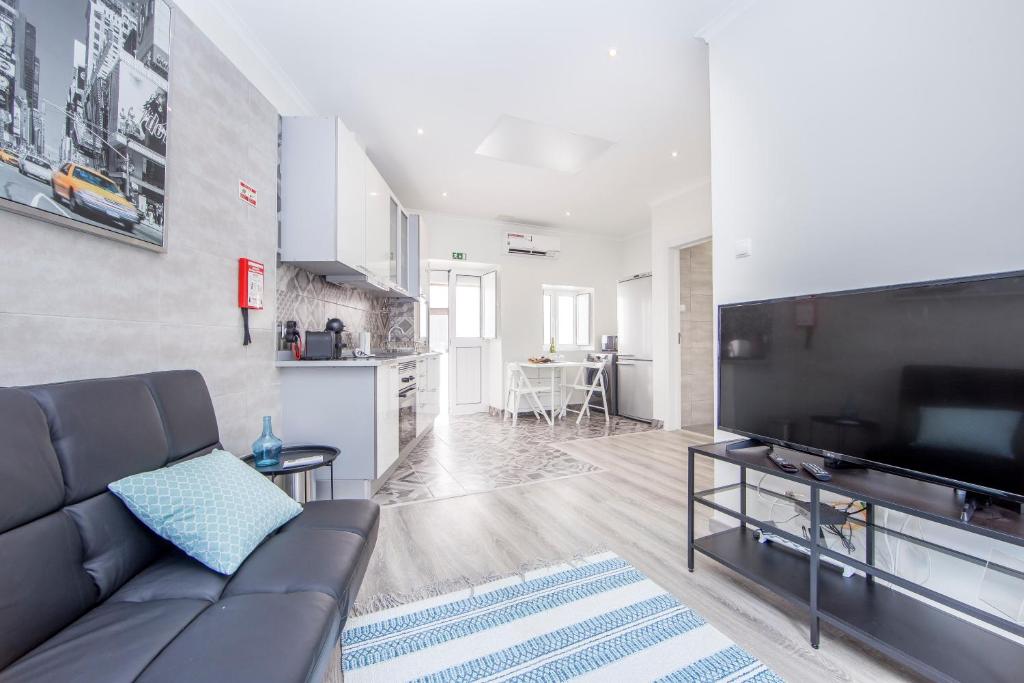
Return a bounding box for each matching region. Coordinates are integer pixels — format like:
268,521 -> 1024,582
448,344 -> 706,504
450,272 -> 486,415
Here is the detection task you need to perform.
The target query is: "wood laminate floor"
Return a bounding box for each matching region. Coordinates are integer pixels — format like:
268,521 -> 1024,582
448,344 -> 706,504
355,429 -> 923,682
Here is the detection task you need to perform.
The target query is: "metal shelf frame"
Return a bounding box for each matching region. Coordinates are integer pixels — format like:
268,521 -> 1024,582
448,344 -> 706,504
687,440 -> 1024,683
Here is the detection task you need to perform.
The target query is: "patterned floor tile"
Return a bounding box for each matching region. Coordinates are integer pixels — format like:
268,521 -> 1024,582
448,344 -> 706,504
372,413 -> 655,505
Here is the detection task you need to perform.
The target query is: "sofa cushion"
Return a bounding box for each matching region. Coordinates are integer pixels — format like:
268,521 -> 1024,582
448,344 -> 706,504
65,492 -> 169,601
0,512 -> 97,670
284,499 -> 380,538
0,389 -> 64,534
139,371 -> 220,462
27,377 -> 170,504
224,527 -> 365,609
136,592 -> 341,683
0,599 -> 210,683
108,551 -> 229,605
109,450 -> 302,574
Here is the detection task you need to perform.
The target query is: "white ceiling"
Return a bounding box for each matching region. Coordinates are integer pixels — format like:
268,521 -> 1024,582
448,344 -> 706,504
190,0 -> 727,236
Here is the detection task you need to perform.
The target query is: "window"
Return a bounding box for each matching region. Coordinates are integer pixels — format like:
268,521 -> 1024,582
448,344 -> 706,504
428,270 -> 449,353
455,275 -> 481,338
542,285 -> 593,350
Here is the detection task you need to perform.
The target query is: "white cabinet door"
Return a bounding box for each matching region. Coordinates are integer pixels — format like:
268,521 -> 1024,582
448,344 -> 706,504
422,355 -> 442,424
364,161 -> 390,281
280,117 -> 338,263
337,122 -> 366,270
375,363 -> 400,478
415,358 -> 428,436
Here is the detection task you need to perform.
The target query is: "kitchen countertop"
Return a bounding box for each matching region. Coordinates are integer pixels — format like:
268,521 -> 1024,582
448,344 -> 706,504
276,351 -> 441,368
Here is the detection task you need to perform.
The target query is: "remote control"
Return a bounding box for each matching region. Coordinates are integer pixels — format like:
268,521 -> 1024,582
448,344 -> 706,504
767,453 -> 799,473
801,462 -> 832,481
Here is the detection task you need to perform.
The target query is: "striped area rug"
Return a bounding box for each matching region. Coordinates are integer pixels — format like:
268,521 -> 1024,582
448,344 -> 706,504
342,552 -> 783,682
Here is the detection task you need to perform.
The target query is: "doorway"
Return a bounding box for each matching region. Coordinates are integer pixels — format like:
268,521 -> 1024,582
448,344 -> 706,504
427,263 -> 498,416
679,240 -> 713,436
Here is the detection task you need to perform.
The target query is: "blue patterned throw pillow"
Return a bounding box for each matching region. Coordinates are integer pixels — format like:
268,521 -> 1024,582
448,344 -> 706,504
109,450 -> 302,574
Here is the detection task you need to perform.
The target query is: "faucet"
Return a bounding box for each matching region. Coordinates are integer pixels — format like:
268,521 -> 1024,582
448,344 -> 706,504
386,323 -> 406,350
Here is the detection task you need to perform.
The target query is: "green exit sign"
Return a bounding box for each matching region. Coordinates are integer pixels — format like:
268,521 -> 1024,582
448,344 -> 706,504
452,252 -> 467,261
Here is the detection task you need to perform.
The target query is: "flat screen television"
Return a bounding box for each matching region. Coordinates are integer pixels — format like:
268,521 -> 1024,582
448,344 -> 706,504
718,270 -> 1024,506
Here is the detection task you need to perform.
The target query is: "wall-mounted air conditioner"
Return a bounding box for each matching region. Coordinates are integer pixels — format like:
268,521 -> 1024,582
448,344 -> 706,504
505,232 -> 560,258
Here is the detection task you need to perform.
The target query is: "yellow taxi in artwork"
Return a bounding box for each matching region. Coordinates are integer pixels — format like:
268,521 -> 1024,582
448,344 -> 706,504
51,162 -> 141,230
0,148 -> 19,166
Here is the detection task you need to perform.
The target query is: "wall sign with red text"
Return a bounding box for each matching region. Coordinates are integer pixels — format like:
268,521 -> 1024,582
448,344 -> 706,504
239,180 -> 258,207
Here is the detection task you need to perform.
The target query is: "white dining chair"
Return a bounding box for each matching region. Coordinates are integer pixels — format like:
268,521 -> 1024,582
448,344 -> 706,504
504,363 -> 552,425
559,362 -> 610,426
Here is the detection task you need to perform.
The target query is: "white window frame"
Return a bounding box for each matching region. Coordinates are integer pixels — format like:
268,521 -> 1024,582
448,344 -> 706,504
542,285 -> 594,350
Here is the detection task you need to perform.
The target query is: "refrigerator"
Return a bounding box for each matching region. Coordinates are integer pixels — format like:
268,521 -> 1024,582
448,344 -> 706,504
616,274 -> 654,422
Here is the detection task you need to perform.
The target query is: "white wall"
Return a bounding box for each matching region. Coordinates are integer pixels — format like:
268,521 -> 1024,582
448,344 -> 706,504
650,183 -> 712,429
710,0 -> 1024,308
422,213 -> 625,407
620,230 -> 652,279
705,0 -> 1024,629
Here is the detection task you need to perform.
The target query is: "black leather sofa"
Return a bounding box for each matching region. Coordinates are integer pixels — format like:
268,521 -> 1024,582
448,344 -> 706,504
0,370 -> 379,683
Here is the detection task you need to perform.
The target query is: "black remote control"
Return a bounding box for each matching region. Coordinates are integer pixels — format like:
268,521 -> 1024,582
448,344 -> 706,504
768,453 -> 799,473
801,462 -> 832,481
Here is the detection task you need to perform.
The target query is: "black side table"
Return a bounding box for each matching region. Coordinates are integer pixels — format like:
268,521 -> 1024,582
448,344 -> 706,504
243,445 -> 340,501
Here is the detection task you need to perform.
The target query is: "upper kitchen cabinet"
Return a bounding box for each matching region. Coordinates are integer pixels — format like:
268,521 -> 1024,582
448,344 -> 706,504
407,214 -> 423,298
280,117 -> 369,277
364,160 -> 392,283
280,116 -> 420,295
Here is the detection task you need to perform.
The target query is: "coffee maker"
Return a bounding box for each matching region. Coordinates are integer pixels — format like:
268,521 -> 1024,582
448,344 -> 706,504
325,318 -> 346,359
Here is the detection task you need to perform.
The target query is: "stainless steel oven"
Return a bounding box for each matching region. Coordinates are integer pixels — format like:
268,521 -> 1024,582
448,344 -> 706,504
398,361 -> 417,455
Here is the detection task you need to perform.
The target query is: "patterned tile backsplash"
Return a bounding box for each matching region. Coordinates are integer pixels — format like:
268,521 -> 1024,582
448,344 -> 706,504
276,264 -> 419,352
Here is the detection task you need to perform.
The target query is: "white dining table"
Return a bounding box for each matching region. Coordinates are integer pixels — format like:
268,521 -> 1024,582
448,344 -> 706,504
514,361 -> 591,425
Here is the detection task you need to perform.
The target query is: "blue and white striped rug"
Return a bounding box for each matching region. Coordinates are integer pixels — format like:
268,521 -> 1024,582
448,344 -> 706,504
342,552 -> 783,682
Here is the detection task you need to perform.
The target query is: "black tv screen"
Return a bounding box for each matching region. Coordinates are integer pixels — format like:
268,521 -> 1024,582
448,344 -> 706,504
718,271 -> 1024,503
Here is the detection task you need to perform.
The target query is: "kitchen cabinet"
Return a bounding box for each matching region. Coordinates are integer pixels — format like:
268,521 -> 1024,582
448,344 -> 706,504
406,214 -> 421,298
278,355 -> 438,499
417,354 -> 442,431
280,118 -> 368,275
364,160 -> 391,283
389,197 -> 399,288
281,117 -> 422,296
375,362 -> 400,478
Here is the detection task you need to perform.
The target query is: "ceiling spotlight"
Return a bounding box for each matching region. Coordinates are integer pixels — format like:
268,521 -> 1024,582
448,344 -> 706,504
416,127 -> 424,136
441,191 -> 448,198
671,151 -> 679,158
608,47 -> 618,58
564,210 -> 572,217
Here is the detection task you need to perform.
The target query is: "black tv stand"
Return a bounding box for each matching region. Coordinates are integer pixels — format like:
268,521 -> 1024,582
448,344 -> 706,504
957,489 -> 1022,523
687,440 -> 1024,683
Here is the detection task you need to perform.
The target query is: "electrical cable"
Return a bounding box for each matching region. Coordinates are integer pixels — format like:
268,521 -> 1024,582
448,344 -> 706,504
756,473 -> 803,525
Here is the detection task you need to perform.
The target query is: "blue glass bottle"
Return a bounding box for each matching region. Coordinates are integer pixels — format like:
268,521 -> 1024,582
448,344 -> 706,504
252,416 -> 283,467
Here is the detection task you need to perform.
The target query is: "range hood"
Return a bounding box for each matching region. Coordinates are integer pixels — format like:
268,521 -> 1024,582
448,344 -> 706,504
326,270 -> 391,292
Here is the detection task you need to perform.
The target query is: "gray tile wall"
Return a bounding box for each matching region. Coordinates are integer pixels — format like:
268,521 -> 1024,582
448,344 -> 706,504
680,240 -> 714,429
0,10 -> 280,454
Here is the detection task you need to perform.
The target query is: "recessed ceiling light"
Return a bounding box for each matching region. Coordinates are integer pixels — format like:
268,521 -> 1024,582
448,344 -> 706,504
564,210 -> 572,217
608,47 -> 618,58
368,191 -> 378,197
671,151 -> 679,158
416,127 -> 424,136
441,192 -> 448,198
